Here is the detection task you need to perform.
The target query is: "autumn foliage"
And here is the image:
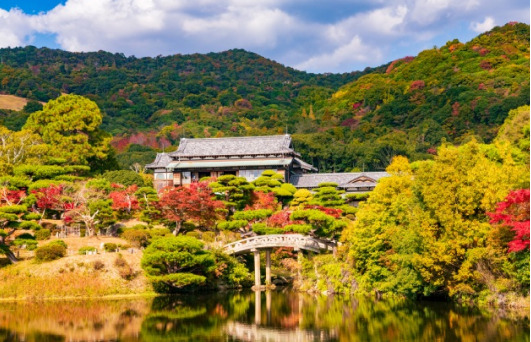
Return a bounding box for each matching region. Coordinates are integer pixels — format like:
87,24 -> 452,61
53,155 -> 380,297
488,189 -> 530,253
157,182 -> 224,233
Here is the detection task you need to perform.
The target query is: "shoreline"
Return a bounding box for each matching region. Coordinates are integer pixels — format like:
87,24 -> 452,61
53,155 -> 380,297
0,291 -> 159,303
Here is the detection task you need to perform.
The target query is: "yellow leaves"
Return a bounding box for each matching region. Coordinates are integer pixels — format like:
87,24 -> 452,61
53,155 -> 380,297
343,139 -> 529,298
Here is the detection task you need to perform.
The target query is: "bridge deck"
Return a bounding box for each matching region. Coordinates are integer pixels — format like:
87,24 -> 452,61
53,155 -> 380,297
224,234 -> 335,255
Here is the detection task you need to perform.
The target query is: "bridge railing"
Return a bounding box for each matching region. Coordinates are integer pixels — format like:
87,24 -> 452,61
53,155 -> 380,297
224,234 -> 336,254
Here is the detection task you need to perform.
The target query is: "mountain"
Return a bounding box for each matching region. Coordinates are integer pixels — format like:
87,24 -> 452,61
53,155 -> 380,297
0,22 -> 528,171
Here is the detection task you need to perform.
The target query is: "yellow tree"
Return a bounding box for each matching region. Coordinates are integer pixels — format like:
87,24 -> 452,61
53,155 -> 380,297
0,125 -> 49,174
23,94 -> 112,166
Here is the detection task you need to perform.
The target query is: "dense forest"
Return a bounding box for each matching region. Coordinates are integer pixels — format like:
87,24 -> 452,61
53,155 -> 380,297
0,22 -> 528,171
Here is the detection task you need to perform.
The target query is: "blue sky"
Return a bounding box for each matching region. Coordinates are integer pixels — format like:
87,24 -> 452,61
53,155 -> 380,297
0,0 -> 528,73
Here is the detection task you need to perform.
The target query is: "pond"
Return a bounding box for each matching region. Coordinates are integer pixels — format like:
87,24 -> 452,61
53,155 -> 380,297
0,289 -> 528,341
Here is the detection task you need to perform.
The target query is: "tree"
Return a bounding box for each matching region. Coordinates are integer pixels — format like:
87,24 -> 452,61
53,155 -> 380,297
209,175 -> 254,213
342,142 -> 530,299
135,186 -> 160,224
141,236 -> 216,292
23,94 -> 112,165
31,184 -> 66,219
0,125 -> 49,174
309,182 -> 345,207
102,170 -> 146,187
157,182 -> 224,234
488,189 -> 530,253
291,189 -> 313,208
109,184 -> 139,217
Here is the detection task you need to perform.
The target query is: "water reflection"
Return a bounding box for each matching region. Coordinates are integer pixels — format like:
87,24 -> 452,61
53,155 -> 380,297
0,289 -> 528,341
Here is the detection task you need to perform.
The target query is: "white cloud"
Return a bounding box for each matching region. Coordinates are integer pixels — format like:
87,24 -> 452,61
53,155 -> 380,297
296,36 -> 382,73
470,16 -> 495,33
0,8 -> 34,48
0,0 -> 527,72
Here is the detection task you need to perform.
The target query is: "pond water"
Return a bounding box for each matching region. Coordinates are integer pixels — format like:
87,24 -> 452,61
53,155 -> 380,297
0,289 -> 528,341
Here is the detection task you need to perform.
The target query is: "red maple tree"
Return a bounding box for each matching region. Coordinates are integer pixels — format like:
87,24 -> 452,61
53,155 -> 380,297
488,189 -> 530,253
109,184 -> 139,214
246,191 -> 278,211
157,182 -> 224,234
31,185 -> 67,216
0,188 -> 26,206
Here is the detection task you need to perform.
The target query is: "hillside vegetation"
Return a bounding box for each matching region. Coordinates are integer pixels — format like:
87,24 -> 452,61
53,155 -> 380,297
0,23 -> 528,171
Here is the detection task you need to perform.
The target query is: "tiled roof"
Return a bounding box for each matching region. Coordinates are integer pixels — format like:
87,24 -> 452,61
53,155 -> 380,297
169,135 -> 295,157
145,153 -> 172,169
290,172 -> 389,188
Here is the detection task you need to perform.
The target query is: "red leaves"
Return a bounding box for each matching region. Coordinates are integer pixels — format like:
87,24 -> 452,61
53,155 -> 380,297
409,80 -> 425,91
0,188 -> 25,205
452,102 -> 460,116
246,191 -> 278,211
158,182 -> 224,229
109,184 -> 139,212
305,205 -> 342,218
32,185 -> 65,211
488,189 -> 530,253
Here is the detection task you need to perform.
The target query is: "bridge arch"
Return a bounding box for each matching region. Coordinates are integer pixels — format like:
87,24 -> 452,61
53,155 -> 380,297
223,234 -> 336,289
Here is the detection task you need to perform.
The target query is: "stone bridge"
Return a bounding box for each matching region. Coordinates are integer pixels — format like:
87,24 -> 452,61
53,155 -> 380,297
225,322 -> 334,342
224,234 -> 336,289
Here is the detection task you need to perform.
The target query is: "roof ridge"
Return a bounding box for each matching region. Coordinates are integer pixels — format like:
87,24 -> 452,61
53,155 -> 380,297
180,134 -> 290,141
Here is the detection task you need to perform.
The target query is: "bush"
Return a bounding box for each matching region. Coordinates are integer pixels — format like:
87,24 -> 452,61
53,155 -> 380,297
78,246 -> 97,255
102,170 -> 145,187
141,236 -> 216,292
114,254 -> 135,280
147,227 -> 172,239
121,229 -> 149,248
92,260 -> 105,270
13,238 -> 38,251
19,221 -> 42,230
23,213 -> 41,220
34,229 -> 51,241
202,231 -> 216,243
35,242 -> 67,262
185,231 -> 200,239
103,243 -> 118,252
48,240 -> 67,248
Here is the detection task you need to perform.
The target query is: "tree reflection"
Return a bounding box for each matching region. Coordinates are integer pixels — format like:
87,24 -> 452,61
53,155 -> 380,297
0,291 -> 527,341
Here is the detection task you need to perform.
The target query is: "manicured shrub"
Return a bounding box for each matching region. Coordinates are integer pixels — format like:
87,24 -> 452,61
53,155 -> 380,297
78,246 -> 97,255
13,238 -> 38,251
48,239 -> 67,248
147,227 -> 172,239
103,243 -> 118,252
185,231 -> 200,239
34,229 -> 51,241
202,231 -> 216,243
35,242 -> 67,262
121,229 -> 149,248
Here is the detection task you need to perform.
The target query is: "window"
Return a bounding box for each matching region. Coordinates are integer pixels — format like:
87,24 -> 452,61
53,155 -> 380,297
154,172 -> 173,180
182,172 -> 191,184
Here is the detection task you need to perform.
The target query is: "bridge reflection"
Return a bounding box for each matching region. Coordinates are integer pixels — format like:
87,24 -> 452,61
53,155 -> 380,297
226,290 -> 337,342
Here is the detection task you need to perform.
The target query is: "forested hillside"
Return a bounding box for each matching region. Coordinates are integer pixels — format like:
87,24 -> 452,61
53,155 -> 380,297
0,22 -> 528,171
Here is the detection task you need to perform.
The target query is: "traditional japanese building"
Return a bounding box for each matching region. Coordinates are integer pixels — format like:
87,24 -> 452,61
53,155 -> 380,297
146,135 -> 317,191
290,172 -> 389,193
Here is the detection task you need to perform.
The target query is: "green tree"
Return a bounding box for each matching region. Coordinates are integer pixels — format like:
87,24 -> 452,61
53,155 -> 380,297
309,182 -> 345,207
208,175 -> 254,213
141,236 -> 216,292
23,94 -> 112,166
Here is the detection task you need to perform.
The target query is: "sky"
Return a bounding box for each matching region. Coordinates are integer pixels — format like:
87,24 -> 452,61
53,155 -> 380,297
0,0 -> 528,73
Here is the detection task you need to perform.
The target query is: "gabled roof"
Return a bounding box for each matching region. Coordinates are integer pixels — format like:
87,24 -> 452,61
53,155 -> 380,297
145,152 -> 172,169
170,135 -> 295,158
290,172 -> 389,189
